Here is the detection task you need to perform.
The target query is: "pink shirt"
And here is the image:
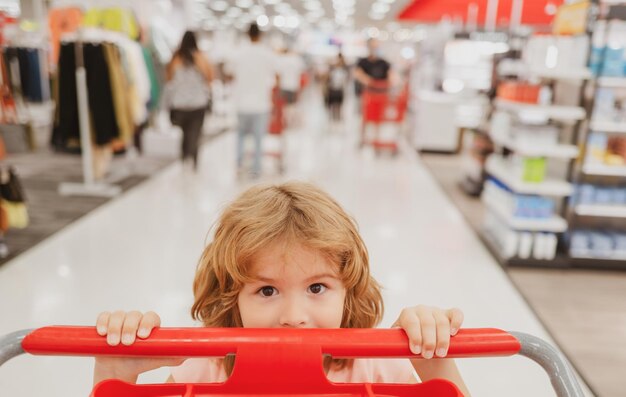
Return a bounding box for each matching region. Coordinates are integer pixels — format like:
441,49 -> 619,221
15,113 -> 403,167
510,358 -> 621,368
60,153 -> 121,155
171,357 -> 416,384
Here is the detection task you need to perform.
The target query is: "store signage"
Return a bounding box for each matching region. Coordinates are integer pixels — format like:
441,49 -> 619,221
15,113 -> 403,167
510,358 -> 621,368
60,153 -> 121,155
552,1 -> 590,35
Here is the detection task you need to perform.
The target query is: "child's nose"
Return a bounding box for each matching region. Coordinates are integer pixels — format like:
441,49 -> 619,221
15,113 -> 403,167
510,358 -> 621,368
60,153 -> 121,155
278,298 -> 309,328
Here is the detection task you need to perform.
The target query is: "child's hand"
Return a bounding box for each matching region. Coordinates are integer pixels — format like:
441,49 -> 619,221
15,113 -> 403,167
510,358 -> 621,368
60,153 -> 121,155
392,305 -> 464,360
93,311 -> 183,385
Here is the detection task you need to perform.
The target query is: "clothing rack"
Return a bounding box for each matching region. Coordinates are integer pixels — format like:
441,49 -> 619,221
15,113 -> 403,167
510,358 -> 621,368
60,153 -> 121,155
58,30 -> 121,197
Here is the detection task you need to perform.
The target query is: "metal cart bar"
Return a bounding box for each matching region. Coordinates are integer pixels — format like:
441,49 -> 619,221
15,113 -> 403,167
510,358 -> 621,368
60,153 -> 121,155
1,327 -> 583,397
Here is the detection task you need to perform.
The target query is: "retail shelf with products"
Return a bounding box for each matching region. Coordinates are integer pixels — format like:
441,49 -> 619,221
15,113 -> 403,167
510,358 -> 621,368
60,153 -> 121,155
588,120 -> 626,134
478,227 -> 570,268
482,193 -> 568,232
582,164 -> 626,177
597,76 -> 626,88
489,134 -> 579,159
485,156 -> 574,196
575,204 -> 626,217
497,60 -> 593,80
494,99 -> 587,121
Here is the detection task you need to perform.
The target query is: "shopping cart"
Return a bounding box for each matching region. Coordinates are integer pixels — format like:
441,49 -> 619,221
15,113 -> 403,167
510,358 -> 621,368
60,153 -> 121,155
267,86 -> 287,174
361,82 -> 409,156
0,327 -> 583,397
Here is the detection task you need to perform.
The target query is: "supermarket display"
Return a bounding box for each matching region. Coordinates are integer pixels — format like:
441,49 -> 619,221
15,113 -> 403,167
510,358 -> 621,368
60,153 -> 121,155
566,2 -> 626,266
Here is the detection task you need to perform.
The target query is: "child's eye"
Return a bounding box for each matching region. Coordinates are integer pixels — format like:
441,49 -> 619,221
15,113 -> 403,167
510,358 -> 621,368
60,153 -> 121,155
258,286 -> 277,297
308,283 -> 327,294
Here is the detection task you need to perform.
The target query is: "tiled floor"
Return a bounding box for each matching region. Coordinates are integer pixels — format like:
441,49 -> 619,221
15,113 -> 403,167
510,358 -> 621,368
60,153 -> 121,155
0,89 -> 591,396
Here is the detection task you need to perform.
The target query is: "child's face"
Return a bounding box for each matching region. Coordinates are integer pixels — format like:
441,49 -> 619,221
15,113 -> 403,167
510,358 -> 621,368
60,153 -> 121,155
237,241 -> 346,328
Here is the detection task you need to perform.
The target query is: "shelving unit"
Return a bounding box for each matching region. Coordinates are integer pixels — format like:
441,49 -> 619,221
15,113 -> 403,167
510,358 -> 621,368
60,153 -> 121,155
575,204 -> 626,218
485,156 -> 574,196
482,192 -> 568,232
582,164 -> 626,177
494,99 -> 587,121
597,76 -> 626,88
589,120 -> 626,134
564,2 -> 626,268
489,134 -> 579,159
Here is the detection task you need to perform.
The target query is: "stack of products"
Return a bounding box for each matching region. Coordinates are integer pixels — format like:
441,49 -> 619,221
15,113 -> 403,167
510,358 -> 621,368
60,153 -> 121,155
506,155 -> 547,183
485,179 -> 556,219
569,230 -> 626,258
497,81 -> 541,103
585,133 -> 626,167
572,184 -> 626,206
592,87 -> 626,124
589,20 -> 626,77
484,214 -> 559,260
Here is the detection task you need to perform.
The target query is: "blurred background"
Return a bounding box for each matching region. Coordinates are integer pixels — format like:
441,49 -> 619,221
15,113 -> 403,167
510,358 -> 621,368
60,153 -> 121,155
0,0 -> 625,396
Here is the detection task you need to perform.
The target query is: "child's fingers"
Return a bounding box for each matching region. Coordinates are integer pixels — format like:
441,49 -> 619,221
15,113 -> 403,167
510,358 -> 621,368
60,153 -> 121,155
137,311 -> 161,339
106,311 -> 126,346
416,307 -> 437,359
447,308 -> 464,335
433,310 -> 450,358
397,309 -> 423,355
121,311 -> 143,346
96,312 -> 110,336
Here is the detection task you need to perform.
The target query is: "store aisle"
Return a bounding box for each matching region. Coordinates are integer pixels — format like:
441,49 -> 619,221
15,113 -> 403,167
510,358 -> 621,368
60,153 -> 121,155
0,89 -> 587,396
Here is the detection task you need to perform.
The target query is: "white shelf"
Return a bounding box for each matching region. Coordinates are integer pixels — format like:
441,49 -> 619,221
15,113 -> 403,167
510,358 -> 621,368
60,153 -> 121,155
571,253 -> 626,261
575,204 -> 626,218
486,156 -> 574,196
583,164 -> 626,177
597,76 -> 626,89
497,60 -> 592,80
589,120 -> 626,134
490,135 -> 579,159
483,193 -> 568,232
530,67 -> 592,80
495,99 -> 586,121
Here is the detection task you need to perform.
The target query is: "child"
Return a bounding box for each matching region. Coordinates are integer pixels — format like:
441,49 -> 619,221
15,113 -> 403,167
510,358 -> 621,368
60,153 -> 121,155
93,182 -> 469,395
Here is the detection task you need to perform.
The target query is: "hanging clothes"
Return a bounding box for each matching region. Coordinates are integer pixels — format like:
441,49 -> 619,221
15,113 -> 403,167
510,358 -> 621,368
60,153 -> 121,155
16,47 -> 44,102
83,7 -> 140,40
51,42 -> 79,150
48,7 -> 83,66
103,42 -> 133,144
142,46 -> 160,112
83,43 -> 119,145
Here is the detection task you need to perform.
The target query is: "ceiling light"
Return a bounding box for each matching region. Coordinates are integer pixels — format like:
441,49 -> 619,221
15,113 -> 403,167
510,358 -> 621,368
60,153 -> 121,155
257,14 -> 270,27
236,0 -> 253,8
251,5 -> 265,15
210,0 -> 228,12
286,16 -> 301,29
273,15 -> 286,27
367,27 -> 380,38
368,11 -> 385,20
227,7 -> 242,18
372,3 -> 390,14
275,3 -> 292,13
304,2 -> 322,11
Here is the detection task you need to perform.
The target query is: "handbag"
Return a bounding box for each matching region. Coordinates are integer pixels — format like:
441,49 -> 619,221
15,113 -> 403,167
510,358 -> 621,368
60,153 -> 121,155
0,166 -> 26,203
1,199 -> 28,229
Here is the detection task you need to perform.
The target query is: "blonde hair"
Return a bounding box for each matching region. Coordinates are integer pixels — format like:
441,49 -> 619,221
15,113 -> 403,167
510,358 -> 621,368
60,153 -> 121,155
191,181 -> 383,373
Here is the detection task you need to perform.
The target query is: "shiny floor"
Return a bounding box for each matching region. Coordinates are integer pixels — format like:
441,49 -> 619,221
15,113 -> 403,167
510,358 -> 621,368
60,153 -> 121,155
0,89 -> 590,396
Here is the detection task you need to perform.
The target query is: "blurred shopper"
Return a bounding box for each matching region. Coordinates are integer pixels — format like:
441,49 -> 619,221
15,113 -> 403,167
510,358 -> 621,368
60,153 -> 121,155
277,46 -> 305,128
354,38 -> 391,96
325,52 -> 348,122
227,23 -> 279,179
166,31 -> 214,171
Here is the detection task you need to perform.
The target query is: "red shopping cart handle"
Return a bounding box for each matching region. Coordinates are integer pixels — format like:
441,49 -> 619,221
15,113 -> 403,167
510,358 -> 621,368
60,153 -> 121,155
2,328 -> 583,397
22,327 -> 520,359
